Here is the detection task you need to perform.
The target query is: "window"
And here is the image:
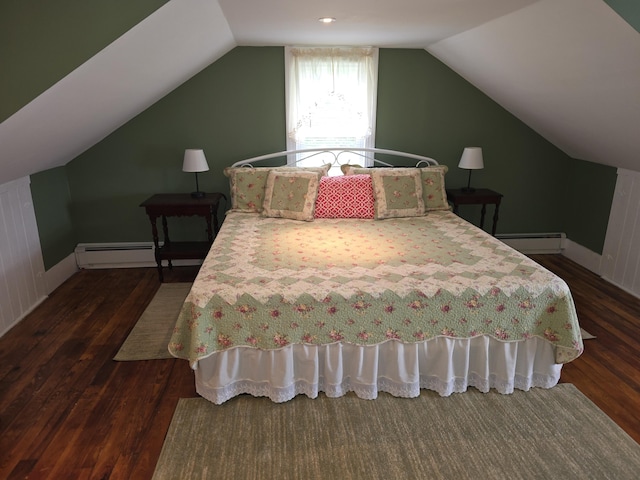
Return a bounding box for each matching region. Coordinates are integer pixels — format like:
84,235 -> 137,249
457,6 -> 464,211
285,47 -> 379,174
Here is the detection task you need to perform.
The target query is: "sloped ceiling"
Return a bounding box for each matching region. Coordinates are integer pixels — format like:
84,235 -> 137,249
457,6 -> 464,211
0,0 -> 235,186
0,0 -> 639,186
427,0 -> 640,172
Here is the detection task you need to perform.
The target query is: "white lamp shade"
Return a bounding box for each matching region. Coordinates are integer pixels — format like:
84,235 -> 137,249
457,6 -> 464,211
458,147 -> 484,170
182,149 -> 209,172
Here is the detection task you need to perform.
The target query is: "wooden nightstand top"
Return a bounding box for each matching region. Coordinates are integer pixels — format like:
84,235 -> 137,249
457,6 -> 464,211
140,192 -> 225,209
446,188 -> 503,236
446,188 -> 503,205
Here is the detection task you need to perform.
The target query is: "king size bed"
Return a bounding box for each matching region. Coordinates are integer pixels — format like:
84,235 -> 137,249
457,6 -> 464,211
168,148 -> 583,405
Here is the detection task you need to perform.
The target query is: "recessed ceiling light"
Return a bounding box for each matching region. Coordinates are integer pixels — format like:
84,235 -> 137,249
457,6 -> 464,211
318,17 -> 336,24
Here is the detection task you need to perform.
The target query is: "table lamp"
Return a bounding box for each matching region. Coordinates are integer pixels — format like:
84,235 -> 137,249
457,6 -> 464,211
458,147 -> 484,193
183,149 -> 209,198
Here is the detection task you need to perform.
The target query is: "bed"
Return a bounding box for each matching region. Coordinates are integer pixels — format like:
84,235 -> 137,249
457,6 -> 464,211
168,148 -> 583,405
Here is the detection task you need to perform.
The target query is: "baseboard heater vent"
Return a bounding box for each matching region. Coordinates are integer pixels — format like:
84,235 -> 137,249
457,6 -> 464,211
75,242 -> 157,269
75,242 -> 204,269
496,233 -> 566,254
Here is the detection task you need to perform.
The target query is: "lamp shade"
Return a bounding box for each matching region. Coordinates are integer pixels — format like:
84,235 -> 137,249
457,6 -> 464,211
182,149 -> 209,172
458,147 -> 484,170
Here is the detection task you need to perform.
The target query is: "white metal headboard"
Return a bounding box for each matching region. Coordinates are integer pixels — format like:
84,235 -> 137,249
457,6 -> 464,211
230,147 -> 439,169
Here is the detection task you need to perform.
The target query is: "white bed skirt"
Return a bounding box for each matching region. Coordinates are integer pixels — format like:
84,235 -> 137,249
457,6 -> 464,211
194,336 -> 562,404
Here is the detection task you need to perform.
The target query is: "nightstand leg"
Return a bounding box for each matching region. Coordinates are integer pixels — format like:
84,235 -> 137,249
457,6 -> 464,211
492,204 -> 500,236
480,204 -> 487,230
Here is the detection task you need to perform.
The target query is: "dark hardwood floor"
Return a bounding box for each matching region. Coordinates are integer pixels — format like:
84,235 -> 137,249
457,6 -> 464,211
0,255 -> 639,479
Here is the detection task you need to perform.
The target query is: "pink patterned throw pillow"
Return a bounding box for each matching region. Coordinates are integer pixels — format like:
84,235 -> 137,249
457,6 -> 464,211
314,174 -> 375,218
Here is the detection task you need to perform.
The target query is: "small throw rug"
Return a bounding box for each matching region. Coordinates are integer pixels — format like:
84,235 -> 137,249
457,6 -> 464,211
114,283 -> 191,361
581,327 -> 596,339
153,384 -> 640,480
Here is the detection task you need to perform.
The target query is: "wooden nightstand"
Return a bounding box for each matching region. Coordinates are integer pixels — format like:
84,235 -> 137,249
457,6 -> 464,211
446,188 -> 503,236
140,193 -> 225,281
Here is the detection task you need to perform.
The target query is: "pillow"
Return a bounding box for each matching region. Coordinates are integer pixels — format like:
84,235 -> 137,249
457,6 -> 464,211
262,170 -> 320,221
340,163 -> 362,175
419,165 -> 451,211
344,165 -> 450,211
223,167 -> 272,213
224,165 -> 330,213
369,168 -> 425,219
314,175 -> 375,218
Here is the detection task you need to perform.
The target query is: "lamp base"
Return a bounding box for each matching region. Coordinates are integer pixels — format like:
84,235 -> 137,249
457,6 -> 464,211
191,191 -> 206,199
460,187 -> 476,193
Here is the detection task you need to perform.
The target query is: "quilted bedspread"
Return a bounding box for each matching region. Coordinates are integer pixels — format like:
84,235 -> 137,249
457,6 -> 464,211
169,211 -> 583,367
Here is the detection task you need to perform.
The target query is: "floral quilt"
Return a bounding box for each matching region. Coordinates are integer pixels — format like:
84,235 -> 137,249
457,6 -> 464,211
169,211 -> 583,367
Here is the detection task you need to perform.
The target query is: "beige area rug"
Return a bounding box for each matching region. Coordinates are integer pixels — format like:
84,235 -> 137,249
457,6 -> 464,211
581,328 -> 596,340
153,384 -> 640,480
114,283 -> 191,361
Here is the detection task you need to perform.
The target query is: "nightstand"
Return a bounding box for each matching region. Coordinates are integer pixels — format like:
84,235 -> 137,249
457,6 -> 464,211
446,188 -> 503,236
140,193 -> 225,281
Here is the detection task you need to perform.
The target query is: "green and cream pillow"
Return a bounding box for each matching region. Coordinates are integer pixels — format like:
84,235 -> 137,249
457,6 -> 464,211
224,165 -> 329,213
344,165 -> 450,212
262,170 -> 320,221
419,165 -> 450,211
223,167 -> 272,213
369,168 -> 425,219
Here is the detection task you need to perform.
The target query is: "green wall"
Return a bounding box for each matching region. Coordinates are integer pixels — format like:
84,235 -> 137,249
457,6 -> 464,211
30,167 -> 76,270
562,158 -> 617,253
66,47 -> 286,243
0,0 -> 167,122
377,49 -> 578,235
604,1 -> 640,32
31,47 -> 617,268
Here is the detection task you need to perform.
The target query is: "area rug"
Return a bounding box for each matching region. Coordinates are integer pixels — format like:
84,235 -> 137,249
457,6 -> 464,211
581,327 -> 596,339
114,283 -> 191,361
152,384 -> 640,480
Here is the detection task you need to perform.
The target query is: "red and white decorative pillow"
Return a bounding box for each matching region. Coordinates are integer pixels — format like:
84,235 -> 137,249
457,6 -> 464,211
314,174 -> 375,218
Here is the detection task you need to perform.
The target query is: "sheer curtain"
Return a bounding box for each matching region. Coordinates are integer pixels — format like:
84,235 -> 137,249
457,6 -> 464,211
285,47 -> 379,172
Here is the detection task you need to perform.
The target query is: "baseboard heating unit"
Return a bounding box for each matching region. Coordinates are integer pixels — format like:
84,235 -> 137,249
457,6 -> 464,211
496,233 -> 566,254
75,242 -> 157,269
75,242 -> 205,269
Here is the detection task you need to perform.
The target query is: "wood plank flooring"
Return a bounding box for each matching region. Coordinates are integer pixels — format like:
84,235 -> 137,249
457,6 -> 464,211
531,254 -> 640,444
0,255 -> 639,479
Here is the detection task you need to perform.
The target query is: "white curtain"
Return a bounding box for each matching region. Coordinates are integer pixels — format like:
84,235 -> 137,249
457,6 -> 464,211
285,47 -> 379,169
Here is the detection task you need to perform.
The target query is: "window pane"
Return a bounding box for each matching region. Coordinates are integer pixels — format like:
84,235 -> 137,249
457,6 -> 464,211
286,47 -> 378,174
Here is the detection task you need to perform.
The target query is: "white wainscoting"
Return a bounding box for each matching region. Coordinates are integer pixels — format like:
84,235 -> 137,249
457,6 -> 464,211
563,238 -> 602,276
0,177 -> 47,337
601,168 -> 640,298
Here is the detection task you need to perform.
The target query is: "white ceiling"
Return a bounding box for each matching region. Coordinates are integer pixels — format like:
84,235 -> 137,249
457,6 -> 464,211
218,0 -> 539,48
1,0 -> 639,186
427,0 -> 640,171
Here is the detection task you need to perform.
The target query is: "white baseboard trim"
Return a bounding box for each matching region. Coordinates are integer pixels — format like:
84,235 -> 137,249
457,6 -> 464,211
74,242 -> 204,269
496,232 -> 565,254
45,252 -> 79,294
601,274 -> 640,299
562,238 -> 602,276
43,250 -> 201,295
0,295 -> 48,339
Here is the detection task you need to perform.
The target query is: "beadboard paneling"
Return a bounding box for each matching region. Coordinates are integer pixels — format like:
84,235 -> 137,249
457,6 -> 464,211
601,168 -> 640,298
0,177 -> 47,337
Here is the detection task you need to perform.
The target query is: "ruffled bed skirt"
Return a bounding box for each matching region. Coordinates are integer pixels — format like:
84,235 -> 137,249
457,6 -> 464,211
194,336 -> 562,405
